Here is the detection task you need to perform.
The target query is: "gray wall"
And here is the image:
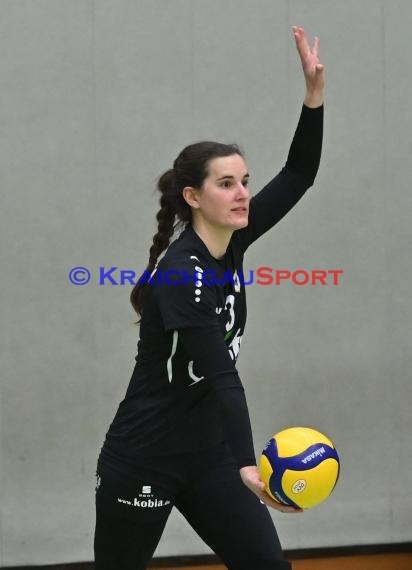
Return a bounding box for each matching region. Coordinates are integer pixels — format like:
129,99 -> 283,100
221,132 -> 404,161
1,0 -> 411,565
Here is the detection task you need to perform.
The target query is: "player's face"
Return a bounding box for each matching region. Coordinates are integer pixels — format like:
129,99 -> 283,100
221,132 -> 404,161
197,154 -> 250,230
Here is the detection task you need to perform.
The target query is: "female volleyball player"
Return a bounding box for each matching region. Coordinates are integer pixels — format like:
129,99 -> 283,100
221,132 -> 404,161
94,26 -> 324,570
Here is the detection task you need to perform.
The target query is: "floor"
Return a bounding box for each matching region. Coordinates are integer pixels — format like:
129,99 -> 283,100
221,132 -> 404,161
151,552 -> 412,570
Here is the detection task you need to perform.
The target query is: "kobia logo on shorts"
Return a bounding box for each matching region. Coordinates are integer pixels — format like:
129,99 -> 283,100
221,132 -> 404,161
117,497 -> 171,508
117,486 -> 171,508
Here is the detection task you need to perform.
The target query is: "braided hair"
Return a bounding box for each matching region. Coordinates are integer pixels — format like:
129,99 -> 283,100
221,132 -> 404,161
130,141 -> 243,320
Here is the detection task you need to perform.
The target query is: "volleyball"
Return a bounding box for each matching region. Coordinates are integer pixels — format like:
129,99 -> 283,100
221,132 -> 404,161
259,426 -> 340,509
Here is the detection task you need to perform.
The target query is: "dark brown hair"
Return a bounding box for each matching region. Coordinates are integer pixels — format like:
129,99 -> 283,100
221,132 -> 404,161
130,141 -> 243,320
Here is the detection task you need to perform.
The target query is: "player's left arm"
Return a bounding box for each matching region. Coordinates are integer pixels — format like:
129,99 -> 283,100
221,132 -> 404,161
236,26 -> 324,252
297,25 -> 324,110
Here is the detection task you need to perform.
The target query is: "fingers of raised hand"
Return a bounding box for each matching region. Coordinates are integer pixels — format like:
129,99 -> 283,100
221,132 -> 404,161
313,36 -> 320,59
293,26 -> 320,63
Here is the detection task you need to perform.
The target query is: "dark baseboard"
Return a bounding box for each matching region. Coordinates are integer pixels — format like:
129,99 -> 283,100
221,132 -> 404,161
287,541 -> 412,559
3,542 -> 412,569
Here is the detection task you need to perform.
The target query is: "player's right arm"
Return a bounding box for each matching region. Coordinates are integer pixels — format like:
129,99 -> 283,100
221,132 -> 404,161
154,257 -> 255,468
178,326 -> 301,514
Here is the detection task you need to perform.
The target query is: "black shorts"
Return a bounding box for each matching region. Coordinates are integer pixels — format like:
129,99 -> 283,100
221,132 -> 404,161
95,443 -> 230,520
94,444 -> 291,570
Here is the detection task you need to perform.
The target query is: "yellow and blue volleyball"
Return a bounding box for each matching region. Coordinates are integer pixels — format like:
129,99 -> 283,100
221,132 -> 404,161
259,426 -> 340,509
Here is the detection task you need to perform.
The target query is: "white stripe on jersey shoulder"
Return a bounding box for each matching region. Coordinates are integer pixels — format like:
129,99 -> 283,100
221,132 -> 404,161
150,263 -> 158,279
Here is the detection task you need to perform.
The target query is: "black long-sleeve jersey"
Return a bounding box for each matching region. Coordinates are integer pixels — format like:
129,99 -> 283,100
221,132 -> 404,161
98,104 -> 323,477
